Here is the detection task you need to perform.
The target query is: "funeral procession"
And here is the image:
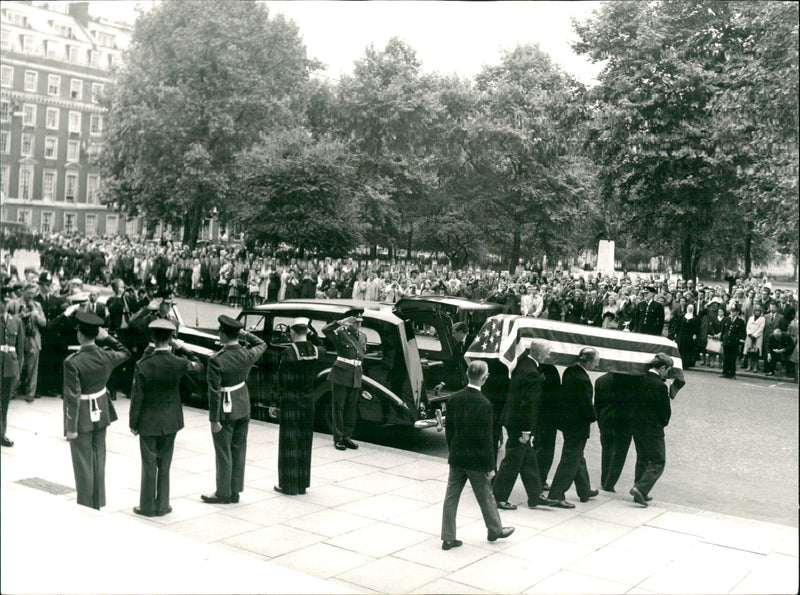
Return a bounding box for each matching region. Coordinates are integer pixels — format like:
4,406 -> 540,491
1,1 -> 797,594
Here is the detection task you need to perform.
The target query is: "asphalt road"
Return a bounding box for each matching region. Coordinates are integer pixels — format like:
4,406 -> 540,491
6,251 -> 799,527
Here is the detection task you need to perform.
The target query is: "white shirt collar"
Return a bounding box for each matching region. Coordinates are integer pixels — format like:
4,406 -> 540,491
467,384 -> 483,391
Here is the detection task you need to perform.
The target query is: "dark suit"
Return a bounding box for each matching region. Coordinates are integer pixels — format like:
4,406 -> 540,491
548,364 -> 596,501
63,336 -> 131,509
721,314 -> 746,378
630,371 -> 671,497
583,299 -> 604,326
534,363 -> 561,485
207,331 -> 267,499
594,372 -> 634,491
1,312 -> 25,439
323,321 -> 366,443
493,354 -> 544,505
633,299 -> 665,336
130,347 -> 202,514
441,386 -> 503,542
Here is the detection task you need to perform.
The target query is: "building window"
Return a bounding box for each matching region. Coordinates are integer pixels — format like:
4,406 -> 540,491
96,32 -> 115,47
0,100 -> 8,121
106,214 -> 119,235
46,107 -> 59,129
1,65 -> 12,88
17,209 -> 32,227
22,103 -> 36,126
41,211 -> 54,234
64,212 -> 77,233
48,74 -> 61,96
42,169 -> 57,201
67,45 -> 80,63
7,12 -> 29,27
21,35 -> 36,54
44,136 -> 58,159
55,23 -> 74,38
45,40 -> 60,59
85,213 -> 97,235
67,139 -> 80,162
86,174 -> 99,204
107,53 -> 116,68
65,173 -> 78,202
21,134 -> 34,157
91,83 -> 103,103
89,50 -> 101,67
70,79 -> 83,100
68,111 -> 81,133
1,165 -> 9,198
19,166 -> 34,200
1,131 -> 8,154
24,70 -> 38,92
90,114 -> 103,135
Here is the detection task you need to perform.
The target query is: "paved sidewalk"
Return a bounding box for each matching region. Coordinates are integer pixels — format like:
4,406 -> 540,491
2,396 -> 798,594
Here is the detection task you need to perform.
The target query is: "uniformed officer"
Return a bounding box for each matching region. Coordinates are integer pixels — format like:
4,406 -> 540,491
63,311 -> 131,509
129,319 -> 202,517
1,291 -> 25,447
201,315 -> 267,504
323,314 -> 366,451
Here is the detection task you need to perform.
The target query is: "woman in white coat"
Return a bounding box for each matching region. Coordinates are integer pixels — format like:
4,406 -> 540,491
743,304 -> 766,372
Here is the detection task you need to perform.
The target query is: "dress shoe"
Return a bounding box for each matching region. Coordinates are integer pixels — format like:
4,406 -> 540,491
630,487 -> 648,507
230,493 -> 240,503
343,438 -> 359,450
548,499 -> 576,509
644,494 -> 653,502
530,495 -> 557,507
1,436 -> 13,447
334,441 -> 347,451
487,527 -> 515,542
274,485 -> 293,495
496,501 -> 517,510
442,539 -> 463,551
133,506 -> 156,517
602,485 -> 616,493
25,397 -> 34,403
580,489 -> 599,503
200,493 -> 231,504
155,506 -> 173,517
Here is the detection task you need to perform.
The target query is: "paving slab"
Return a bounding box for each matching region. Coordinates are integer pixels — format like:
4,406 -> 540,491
524,569 -> 631,594
336,555 -> 448,595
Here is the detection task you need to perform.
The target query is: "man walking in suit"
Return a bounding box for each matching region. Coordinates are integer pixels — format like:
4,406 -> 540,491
535,360 -> 562,489
594,372 -> 635,492
63,311 -> 131,509
442,360 -> 513,550
202,315 -> 267,504
493,340 -> 557,510
632,286 -> 665,336
547,348 -> 600,508
630,353 -> 674,506
323,315 -> 366,451
1,293 -> 25,447
130,319 -> 202,517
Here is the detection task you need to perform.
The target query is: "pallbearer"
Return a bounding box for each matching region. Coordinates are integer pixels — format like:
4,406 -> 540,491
63,311 -> 131,509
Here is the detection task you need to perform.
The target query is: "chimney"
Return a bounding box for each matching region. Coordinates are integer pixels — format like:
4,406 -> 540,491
68,2 -> 89,27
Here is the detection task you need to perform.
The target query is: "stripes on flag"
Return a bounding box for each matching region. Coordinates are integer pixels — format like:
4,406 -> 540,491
466,315 -> 685,385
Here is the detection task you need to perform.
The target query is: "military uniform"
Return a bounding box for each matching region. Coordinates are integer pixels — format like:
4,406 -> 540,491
63,312 -> 131,509
1,303 -> 25,446
130,319 -> 202,516
203,316 -> 267,503
323,316 -> 366,450
632,289 -> 665,336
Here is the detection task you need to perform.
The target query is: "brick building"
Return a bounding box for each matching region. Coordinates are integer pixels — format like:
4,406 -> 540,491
1,0 -> 132,235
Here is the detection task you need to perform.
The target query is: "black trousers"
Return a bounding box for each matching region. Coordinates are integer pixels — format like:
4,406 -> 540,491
632,431 -> 666,497
599,422 -> 632,491
534,422 -> 558,484
139,433 -> 176,514
722,344 -> 739,377
547,436 -> 591,501
331,383 -> 358,442
1,375 -> 17,438
493,435 -> 542,504
212,417 -> 249,498
70,426 -> 107,509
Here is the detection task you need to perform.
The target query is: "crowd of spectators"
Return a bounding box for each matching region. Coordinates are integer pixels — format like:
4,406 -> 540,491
3,232 -> 798,380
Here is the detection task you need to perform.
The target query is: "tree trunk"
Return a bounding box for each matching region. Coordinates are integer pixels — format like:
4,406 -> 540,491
507,230 -> 521,273
680,233 -> 699,281
181,202 -> 203,249
406,227 -> 413,258
743,223 -> 753,277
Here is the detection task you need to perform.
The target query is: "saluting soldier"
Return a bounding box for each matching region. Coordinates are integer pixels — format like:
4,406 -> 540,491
1,291 -> 25,447
63,311 -> 131,509
201,315 -> 267,505
129,319 -> 202,517
323,314 -> 366,451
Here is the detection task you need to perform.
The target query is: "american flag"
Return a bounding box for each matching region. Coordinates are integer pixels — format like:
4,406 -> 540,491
465,315 -> 685,388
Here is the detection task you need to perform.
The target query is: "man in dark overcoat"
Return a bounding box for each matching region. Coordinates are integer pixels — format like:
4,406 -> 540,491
632,286 -> 665,336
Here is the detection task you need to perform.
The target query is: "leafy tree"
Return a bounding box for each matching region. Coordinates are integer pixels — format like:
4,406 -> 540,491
232,130 -> 363,256
100,0 -> 315,246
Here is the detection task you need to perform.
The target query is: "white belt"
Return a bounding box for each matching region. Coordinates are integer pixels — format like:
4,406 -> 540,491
221,381 -> 246,394
80,389 -> 107,400
0,345 -> 15,353
336,357 -> 362,367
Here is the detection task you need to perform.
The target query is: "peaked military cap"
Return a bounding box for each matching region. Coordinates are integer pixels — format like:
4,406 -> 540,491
149,318 -> 176,331
75,310 -> 104,328
218,314 -> 243,333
